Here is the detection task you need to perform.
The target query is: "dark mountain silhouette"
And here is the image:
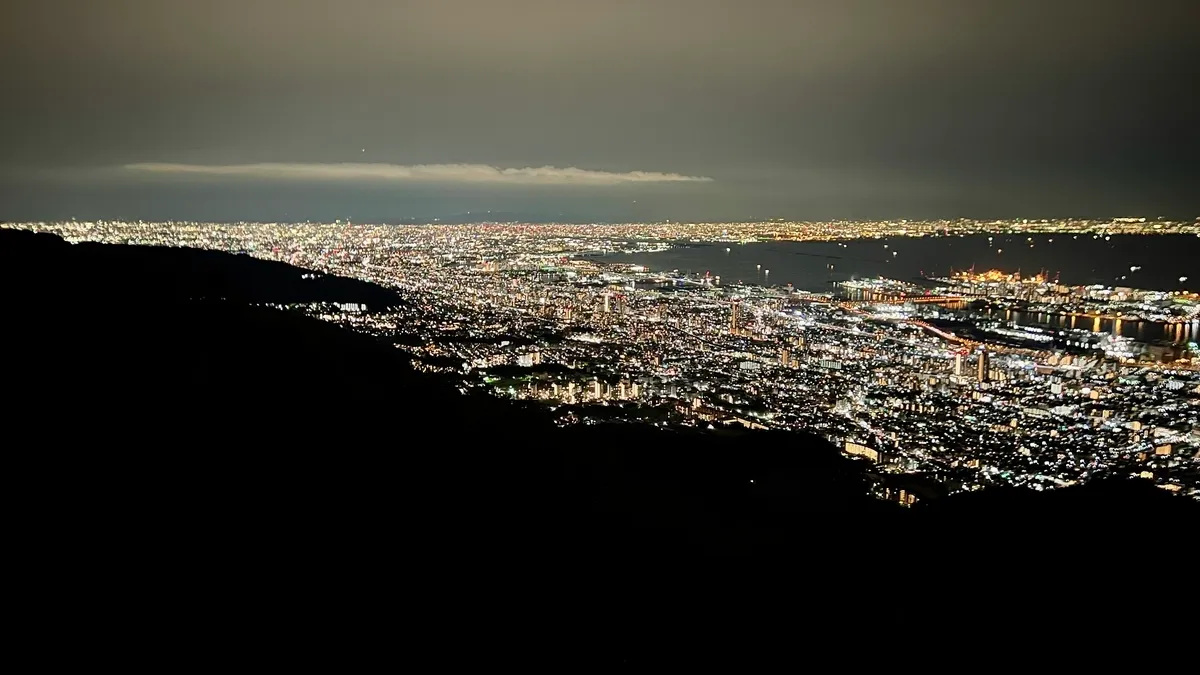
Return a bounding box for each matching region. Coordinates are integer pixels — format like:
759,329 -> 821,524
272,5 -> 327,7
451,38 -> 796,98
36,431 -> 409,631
2,229 -> 1194,566
915,476 -> 1192,517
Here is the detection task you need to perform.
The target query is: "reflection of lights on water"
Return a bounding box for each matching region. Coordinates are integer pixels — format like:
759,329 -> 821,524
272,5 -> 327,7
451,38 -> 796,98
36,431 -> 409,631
1183,276 -> 1190,283
997,248 -> 1003,254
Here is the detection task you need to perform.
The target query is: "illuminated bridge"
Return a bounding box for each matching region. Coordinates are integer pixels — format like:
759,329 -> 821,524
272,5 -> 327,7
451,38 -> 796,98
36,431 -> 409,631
837,295 -> 965,306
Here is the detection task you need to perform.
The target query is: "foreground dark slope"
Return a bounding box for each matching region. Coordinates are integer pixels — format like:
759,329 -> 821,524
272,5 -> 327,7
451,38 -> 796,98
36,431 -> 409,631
2,230 -> 1194,559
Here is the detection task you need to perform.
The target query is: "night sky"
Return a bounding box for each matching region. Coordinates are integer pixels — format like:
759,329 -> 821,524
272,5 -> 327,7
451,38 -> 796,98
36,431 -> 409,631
1,0 -> 1196,222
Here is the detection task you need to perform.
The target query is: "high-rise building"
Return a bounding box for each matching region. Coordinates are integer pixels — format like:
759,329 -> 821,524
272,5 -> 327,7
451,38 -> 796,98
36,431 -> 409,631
954,351 -> 965,376
729,301 -> 740,335
602,294 -> 611,313
977,349 -> 990,383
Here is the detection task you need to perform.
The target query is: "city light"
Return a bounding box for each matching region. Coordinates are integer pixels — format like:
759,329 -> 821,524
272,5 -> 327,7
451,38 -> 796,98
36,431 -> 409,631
6,218 -> 1197,503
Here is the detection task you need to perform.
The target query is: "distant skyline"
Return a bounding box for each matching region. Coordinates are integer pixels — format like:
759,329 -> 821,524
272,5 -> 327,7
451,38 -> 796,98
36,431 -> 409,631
2,0 -> 1197,221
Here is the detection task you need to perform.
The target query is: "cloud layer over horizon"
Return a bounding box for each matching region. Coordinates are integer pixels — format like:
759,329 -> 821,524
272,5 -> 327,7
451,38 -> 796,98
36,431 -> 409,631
1,1 -> 1196,219
122,162 -> 714,186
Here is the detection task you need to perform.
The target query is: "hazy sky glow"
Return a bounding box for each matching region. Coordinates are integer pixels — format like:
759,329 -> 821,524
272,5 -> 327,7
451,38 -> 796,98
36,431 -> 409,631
1,0 -> 1196,221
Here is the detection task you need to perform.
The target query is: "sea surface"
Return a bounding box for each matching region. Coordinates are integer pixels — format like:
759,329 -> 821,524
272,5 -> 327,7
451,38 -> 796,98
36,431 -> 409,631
614,234 -> 1198,294
614,234 -> 1199,344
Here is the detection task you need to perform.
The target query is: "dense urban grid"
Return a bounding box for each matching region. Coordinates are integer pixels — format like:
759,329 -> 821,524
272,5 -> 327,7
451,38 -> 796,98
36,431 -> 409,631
10,218 -> 1199,504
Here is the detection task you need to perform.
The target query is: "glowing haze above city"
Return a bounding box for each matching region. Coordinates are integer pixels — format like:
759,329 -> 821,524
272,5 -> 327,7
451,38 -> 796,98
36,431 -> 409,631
1,1 -> 1196,222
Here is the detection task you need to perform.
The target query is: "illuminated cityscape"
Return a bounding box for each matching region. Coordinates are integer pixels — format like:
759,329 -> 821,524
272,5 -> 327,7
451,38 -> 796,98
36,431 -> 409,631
7,218 -> 1197,504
